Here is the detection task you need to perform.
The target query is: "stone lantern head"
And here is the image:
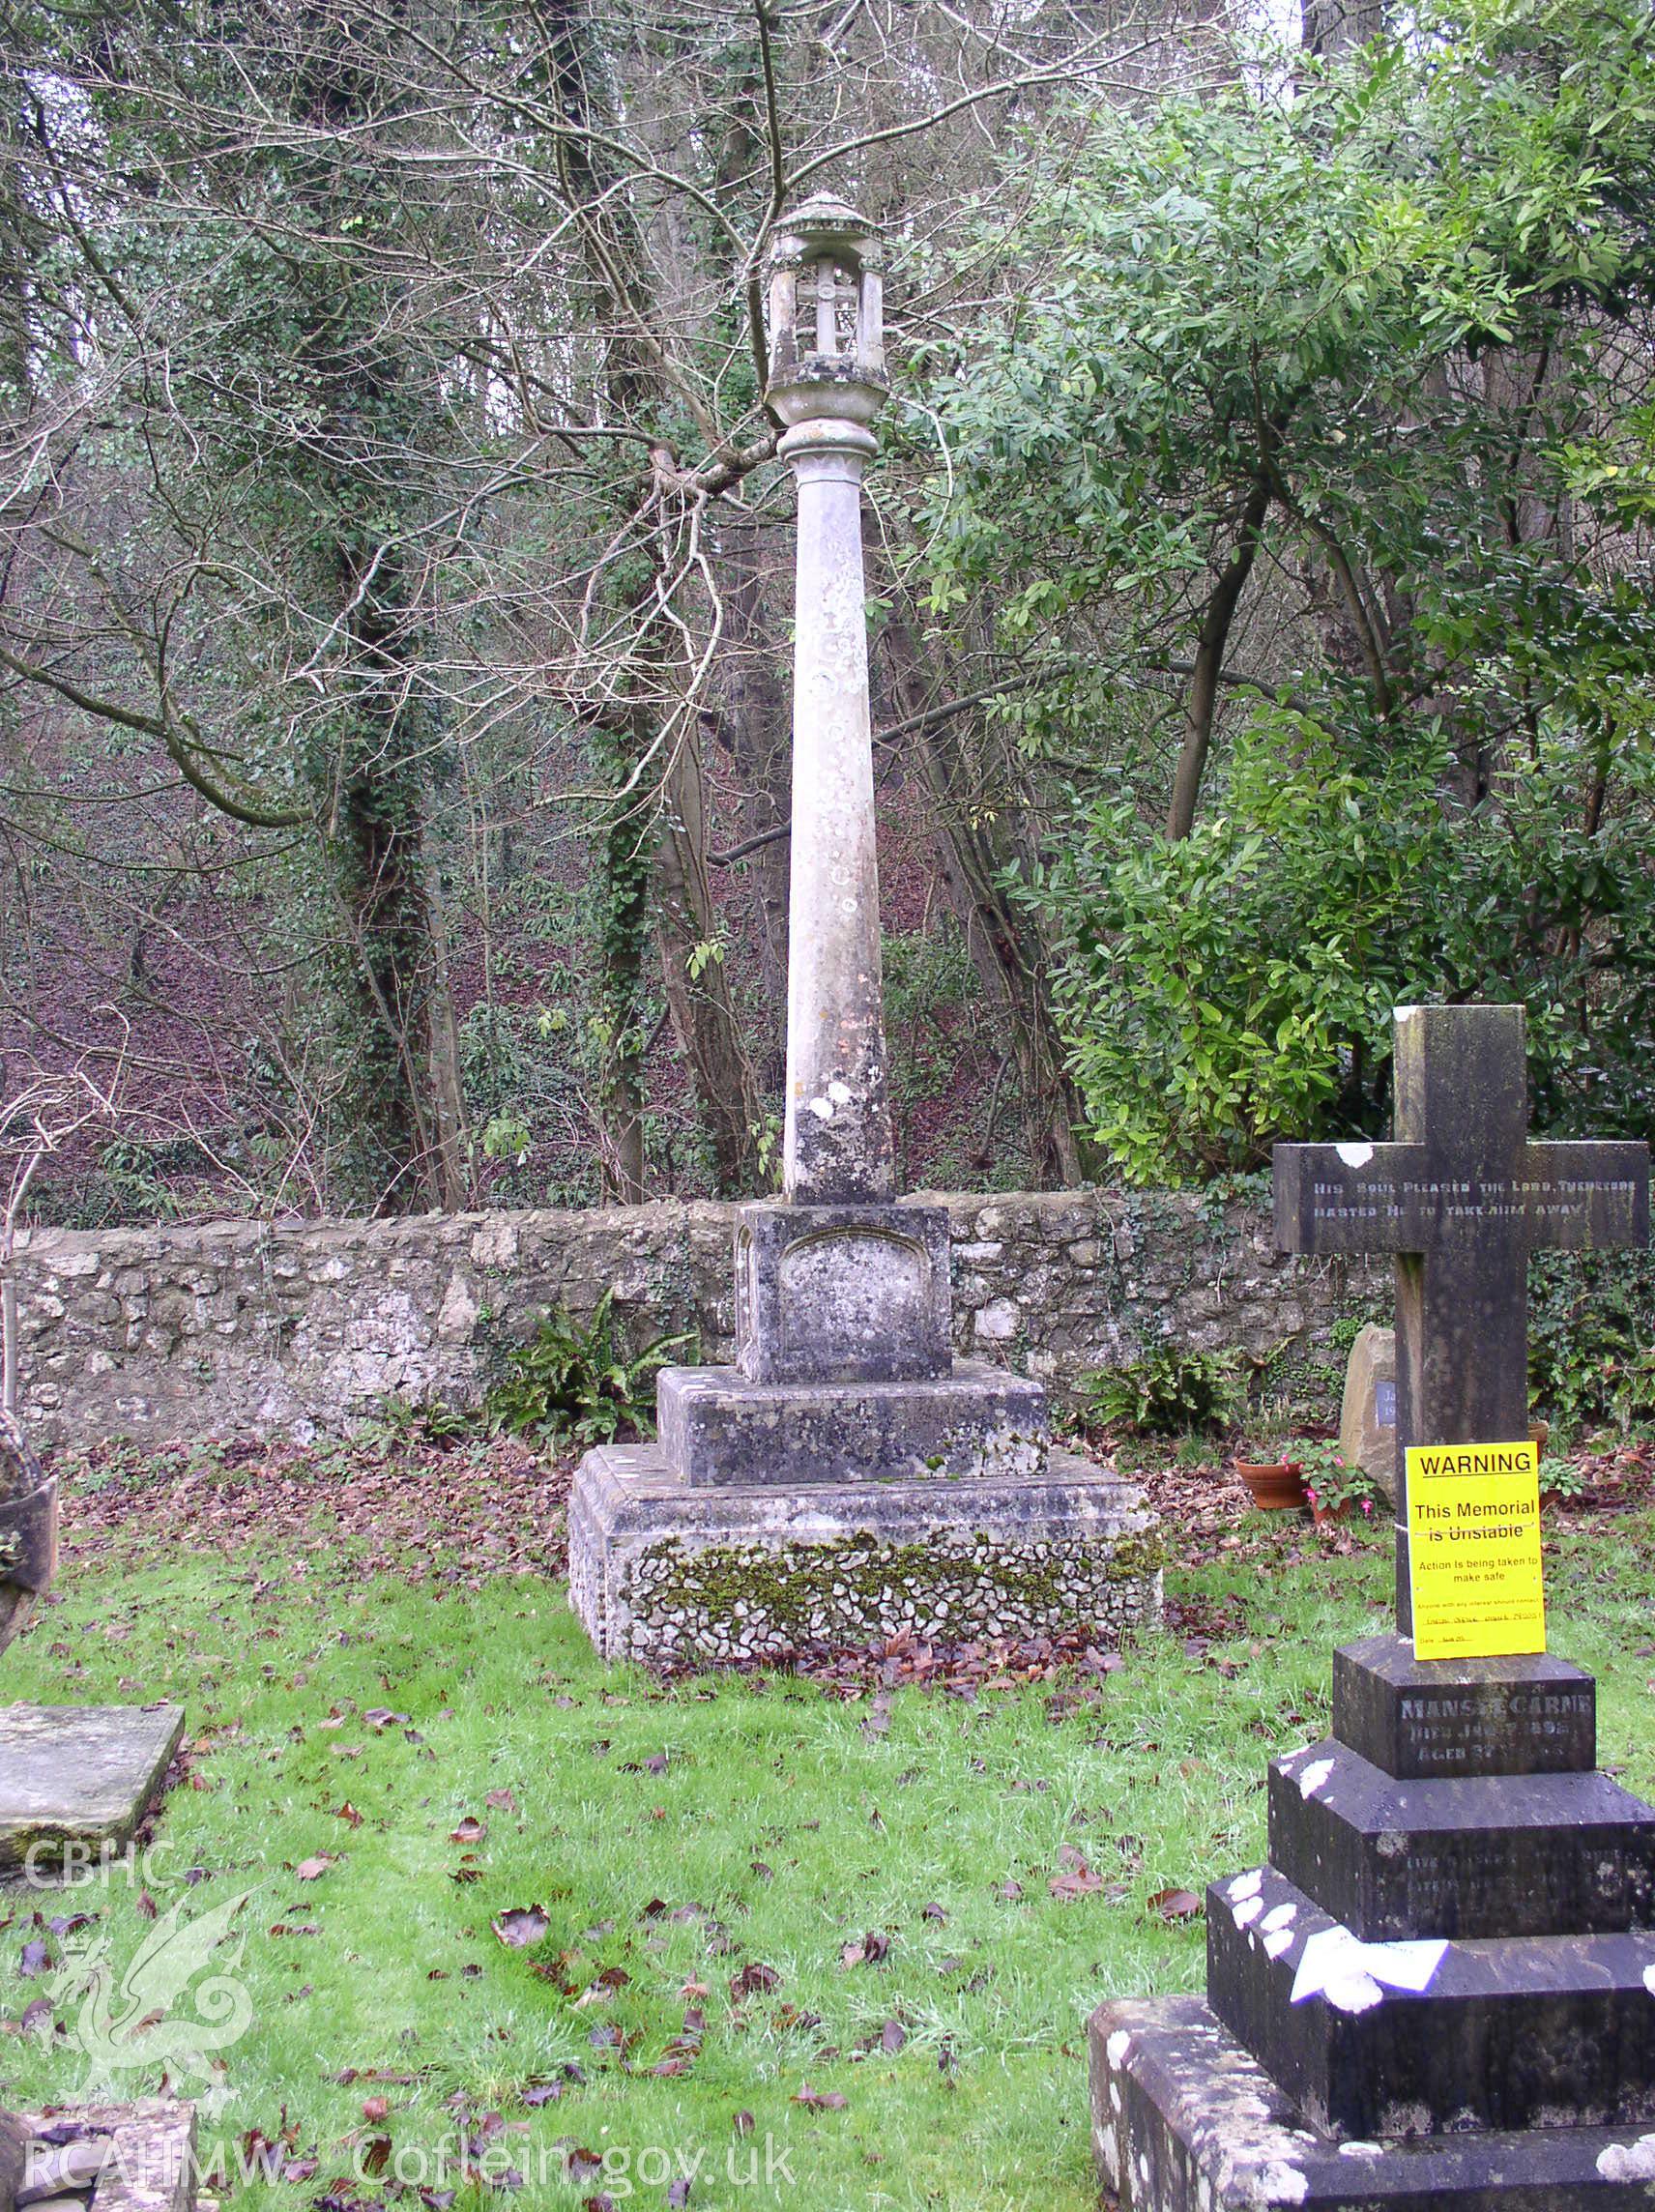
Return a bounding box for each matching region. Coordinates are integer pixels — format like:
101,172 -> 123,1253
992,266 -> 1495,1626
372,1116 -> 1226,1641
765,193 -> 887,429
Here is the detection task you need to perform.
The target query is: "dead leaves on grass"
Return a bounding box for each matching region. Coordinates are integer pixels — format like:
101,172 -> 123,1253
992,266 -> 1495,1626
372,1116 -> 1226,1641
838,1931 -> 889,1968
726,1961 -> 781,2002
1148,1887 -> 1204,1923
491,1906 -> 550,1949
52,1431 -> 570,1587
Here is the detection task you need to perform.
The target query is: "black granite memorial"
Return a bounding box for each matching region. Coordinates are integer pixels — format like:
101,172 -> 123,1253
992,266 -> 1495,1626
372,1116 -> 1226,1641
1090,1004 -> 1655,2207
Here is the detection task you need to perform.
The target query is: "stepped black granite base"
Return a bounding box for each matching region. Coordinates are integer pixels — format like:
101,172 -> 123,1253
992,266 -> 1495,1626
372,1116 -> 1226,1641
566,1442 -> 1162,1667
1265,1740 -> 1655,1938
1091,1995 -> 1655,2209
1206,1861 -> 1655,2137
1090,1632 -> 1655,2208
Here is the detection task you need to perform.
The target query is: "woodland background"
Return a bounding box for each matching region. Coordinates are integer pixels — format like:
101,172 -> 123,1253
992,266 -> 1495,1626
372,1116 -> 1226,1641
2,0 -> 1653,1229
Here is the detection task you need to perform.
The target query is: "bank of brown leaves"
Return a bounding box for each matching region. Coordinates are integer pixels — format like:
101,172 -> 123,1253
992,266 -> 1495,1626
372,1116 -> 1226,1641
51,1432 -> 571,1586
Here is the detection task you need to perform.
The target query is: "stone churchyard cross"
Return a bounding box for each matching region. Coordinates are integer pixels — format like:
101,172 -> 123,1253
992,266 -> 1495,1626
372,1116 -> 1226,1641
1273,1001 -> 1647,1635
1090,1004 -> 1655,2209
566,199 -> 1159,1667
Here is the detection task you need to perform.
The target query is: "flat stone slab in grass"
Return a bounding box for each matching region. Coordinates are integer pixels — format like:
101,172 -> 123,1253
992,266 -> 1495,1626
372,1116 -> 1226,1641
16,2100 -> 197,2211
1091,1994 -> 1655,2208
0,1705 -> 186,1875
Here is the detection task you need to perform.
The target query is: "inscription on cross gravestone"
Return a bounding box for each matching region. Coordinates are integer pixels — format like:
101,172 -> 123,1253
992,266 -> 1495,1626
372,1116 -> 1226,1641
1275,1003 -> 1647,1638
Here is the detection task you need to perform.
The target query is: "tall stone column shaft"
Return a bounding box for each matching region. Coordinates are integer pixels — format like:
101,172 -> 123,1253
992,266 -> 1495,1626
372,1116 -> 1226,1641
779,417 -> 895,1205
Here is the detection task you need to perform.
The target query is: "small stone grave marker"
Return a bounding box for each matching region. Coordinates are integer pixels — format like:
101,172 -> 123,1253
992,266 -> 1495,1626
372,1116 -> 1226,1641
1338,1322 -> 1396,1499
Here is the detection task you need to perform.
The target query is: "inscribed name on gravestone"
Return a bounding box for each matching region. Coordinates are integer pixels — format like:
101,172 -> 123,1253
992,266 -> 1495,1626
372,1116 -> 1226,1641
1405,1440 -> 1545,1662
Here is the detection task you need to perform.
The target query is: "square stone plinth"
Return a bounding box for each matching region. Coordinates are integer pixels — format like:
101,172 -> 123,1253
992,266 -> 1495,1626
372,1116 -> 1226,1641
1333,1634 -> 1595,1778
567,1442 -> 1163,1668
732,1201 -> 952,1384
0,1704 -> 187,1875
656,1359 -> 1048,1486
1091,1994 -> 1655,2209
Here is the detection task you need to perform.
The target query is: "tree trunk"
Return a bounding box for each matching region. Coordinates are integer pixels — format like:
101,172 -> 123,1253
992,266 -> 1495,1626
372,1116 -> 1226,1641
653,719 -> 764,1192
1166,475 -> 1271,841
883,611 -> 1091,1187
1302,0 -> 1386,54
709,509 -> 792,1078
331,763 -> 449,1208
288,29 -> 458,1213
594,709 -> 652,1204
421,825 -> 470,1208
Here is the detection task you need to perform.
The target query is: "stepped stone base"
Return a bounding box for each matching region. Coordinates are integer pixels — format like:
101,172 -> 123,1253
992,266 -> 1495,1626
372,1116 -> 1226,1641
1090,1994 -> 1655,2209
1205,1860 -> 1655,2138
1264,1739 -> 1655,1940
567,1442 -> 1162,1668
656,1358 -> 1048,1486
0,1704 -> 186,1876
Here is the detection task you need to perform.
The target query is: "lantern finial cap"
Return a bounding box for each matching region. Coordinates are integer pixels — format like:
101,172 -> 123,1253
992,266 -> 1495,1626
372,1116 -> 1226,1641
765,195 -> 887,429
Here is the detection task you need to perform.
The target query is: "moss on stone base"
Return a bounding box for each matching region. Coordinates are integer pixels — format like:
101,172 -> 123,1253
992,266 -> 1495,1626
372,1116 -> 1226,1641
621,1525 -> 1164,1667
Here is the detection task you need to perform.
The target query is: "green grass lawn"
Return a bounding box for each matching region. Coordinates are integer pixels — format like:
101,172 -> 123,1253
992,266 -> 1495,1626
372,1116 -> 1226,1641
2,1451 -> 1653,2212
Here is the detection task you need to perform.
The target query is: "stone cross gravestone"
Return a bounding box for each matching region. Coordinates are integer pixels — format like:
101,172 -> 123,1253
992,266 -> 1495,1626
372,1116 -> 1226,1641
1273,1004 -> 1645,1632
1090,1003 -> 1655,2207
566,200 -> 1160,1667
0,1404 -> 184,1875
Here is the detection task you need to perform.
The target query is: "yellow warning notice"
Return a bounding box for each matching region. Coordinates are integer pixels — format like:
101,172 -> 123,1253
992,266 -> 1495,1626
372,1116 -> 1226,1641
1406,1441 -> 1545,1661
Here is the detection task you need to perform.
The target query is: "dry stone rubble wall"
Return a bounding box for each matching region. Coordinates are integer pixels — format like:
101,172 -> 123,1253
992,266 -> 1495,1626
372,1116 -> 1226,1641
13,1190 -> 1383,1450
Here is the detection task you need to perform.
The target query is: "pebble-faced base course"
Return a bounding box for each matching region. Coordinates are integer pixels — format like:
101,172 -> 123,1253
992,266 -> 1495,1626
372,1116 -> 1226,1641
0,1705 -> 186,1876
1090,1994 -> 1655,2208
567,1441 -> 1162,1668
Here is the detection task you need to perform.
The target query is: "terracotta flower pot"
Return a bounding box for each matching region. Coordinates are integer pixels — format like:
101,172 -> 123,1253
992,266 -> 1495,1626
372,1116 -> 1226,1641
1236,1459 -> 1309,1512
